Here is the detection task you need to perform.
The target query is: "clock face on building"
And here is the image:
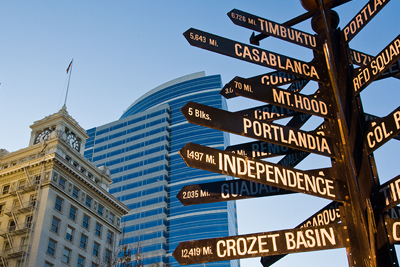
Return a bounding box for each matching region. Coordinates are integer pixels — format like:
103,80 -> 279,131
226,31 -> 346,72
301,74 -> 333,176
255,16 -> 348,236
34,129 -> 52,144
67,132 -> 80,151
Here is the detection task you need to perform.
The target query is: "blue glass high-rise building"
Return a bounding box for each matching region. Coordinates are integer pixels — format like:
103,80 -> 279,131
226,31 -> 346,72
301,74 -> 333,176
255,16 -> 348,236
84,72 -> 238,267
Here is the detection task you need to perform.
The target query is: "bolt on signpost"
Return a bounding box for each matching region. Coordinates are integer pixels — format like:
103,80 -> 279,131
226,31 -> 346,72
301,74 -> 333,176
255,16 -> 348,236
173,1 -> 400,266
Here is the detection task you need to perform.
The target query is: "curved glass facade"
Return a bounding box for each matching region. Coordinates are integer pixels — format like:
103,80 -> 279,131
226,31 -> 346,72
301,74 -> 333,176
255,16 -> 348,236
85,72 -> 238,267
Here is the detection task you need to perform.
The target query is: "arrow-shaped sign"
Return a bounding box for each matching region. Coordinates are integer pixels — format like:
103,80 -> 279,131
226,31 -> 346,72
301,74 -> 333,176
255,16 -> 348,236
365,112 -> 400,141
181,101 -> 336,158
177,179 -> 295,206
350,49 -> 400,80
228,9 -> 319,50
183,28 -> 328,83
179,143 -> 347,202
343,0 -> 391,43
261,201 -> 342,267
233,104 -> 301,122
227,76 -> 333,119
365,106 -> 400,154
172,223 -> 348,265
379,174 -> 400,211
221,72 -> 309,99
226,122 -> 325,158
352,34 -> 400,94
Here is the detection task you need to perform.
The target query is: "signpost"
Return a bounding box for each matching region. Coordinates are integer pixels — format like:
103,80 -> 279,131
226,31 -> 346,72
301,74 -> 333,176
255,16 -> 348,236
183,28 -> 328,83
181,101 -> 336,158
227,76 -> 333,118
352,34 -> 400,94
364,106 -> 400,154
179,143 -> 346,202
176,1 -> 400,266
173,223 -> 348,265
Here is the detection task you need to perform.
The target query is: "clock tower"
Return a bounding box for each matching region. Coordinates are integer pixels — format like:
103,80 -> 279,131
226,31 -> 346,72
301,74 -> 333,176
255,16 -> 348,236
29,106 -> 88,154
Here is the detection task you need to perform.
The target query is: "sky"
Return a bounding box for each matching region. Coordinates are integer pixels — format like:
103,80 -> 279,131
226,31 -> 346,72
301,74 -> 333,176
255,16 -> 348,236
1,1 -> 400,266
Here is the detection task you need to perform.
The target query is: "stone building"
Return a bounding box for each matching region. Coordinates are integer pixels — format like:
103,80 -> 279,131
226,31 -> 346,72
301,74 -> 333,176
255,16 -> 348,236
0,107 -> 129,267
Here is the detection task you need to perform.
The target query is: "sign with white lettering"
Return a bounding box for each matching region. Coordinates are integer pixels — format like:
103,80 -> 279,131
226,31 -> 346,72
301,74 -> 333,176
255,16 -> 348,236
179,143 -> 347,202
181,101 -> 336,158
177,179 -> 295,206
261,201 -> 342,267
365,112 -> 400,141
220,72 -> 309,99
234,104 -> 301,122
228,76 -> 333,119
225,141 -> 299,159
352,34 -> 400,94
229,9 -> 319,50
365,106 -> 400,154
183,28 -> 328,83
350,49 -> 400,80
172,223 -> 348,265
379,174 -> 400,211
384,218 -> 400,245
343,0 -> 391,43
226,122 -> 325,158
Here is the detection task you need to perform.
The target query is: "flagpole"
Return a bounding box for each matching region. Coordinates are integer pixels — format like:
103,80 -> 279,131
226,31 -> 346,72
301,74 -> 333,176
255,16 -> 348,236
63,59 -> 74,108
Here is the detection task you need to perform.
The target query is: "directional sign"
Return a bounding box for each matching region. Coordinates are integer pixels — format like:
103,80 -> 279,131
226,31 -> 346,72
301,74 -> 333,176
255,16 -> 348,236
228,9 -> 318,50
234,104 -> 301,122
220,72 -> 309,99
343,0 -> 391,43
177,179 -> 295,206
181,101 -> 336,158
261,201 -> 342,267
172,223 -> 348,265
379,174 -> 400,211
228,76 -> 333,119
179,143 -> 347,202
385,218 -> 400,245
365,106 -> 400,154
352,34 -> 400,94
350,49 -> 400,80
226,122 -> 325,158
183,28 -> 328,83
226,141 -> 299,159
365,112 -> 400,141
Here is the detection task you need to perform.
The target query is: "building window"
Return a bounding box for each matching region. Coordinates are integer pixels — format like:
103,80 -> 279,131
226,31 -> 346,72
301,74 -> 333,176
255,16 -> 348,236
65,226 -> 74,242
8,220 -> 16,232
2,184 -> 10,195
18,180 -> 26,190
3,241 -> 10,251
62,247 -> 71,264
83,215 -> 90,229
45,262 -> 53,267
77,255 -> 85,267
108,213 -> 115,224
85,196 -> 92,208
58,177 -> 66,189
91,263 -> 98,267
47,239 -> 56,256
0,203 -> 4,216
107,231 -> 114,244
80,234 -> 88,250
69,206 -> 77,221
72,187 -> 80,199
73,161 -> 79,168
105,249 -> 112,264
93,242 -> 100,257
51,217 -> 60,233
55,196 -> 63,212
25,215 -> 33,228
95,223 -> 102,237
97,204 -> 103,216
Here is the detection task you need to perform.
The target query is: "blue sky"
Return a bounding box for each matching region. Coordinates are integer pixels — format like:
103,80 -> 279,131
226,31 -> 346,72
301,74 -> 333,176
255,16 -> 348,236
1,1 -> 400,266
